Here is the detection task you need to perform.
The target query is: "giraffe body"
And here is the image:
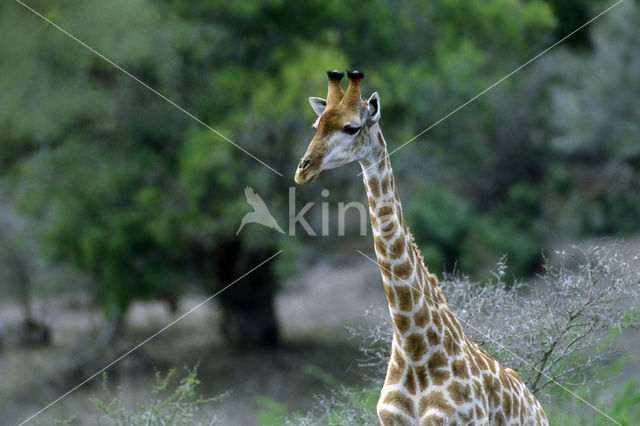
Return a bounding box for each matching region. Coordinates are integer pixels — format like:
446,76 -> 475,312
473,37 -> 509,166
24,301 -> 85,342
295,70 -> 548,425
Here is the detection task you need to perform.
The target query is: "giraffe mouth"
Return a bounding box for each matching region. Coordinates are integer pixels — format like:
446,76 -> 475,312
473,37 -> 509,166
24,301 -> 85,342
294,158 -> 322,184
294,168 -> 321,184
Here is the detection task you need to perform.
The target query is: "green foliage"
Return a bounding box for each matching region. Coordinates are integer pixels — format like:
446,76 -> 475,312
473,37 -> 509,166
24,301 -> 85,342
87,366 -> 228,425
407,184 -> 470,275
408,183 -> 543,277
2,0 -> 193,314
302,364 -> 342,388
256,395 -> 287,426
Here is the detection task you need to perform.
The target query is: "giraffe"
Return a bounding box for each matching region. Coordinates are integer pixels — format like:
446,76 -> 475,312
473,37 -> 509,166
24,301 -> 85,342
294,70 -> 548,425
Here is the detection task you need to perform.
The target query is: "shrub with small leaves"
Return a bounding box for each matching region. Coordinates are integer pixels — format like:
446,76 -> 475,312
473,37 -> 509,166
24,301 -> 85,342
87,365 -> 228,425
293,243 -> 640,424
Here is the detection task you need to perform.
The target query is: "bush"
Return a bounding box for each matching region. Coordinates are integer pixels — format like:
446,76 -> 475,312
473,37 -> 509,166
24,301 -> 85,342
53,366 -> 228,425
292,243 -> 640,424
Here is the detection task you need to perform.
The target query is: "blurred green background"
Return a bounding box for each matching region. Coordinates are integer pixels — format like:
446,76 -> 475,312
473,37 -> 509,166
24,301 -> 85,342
1,0 -> 639,424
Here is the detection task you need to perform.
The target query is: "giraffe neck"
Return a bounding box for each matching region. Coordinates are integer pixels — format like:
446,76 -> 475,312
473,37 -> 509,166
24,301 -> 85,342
359,125 -> 455,355
357,126 -> 547,425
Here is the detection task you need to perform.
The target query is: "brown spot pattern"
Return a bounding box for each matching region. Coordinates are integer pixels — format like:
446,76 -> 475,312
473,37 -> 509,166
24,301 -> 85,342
414,308 -> 429,327
378,205 -> 394,220
443,330 -> 461,356
422,414 -> 445,425
451,359 -> 469,379
386,360 -> 402,385
405,333 -> 427,361
367,196 -> 376,211
411,284 -> 421,301
374,237 -> 387,256
474,351 -> 487,371
383,283 -> 395,307
393,314 -> 411,334
393,259 -> 412,280
378,410 -> 408,425
426,328 -> 440,346
389,234 -> 405,258
447,381 -> 471,405
419,391 -> 454,415
472,379 -> 482,399
469,359 -> 480,376
415,365 -> 429,391
427,351 -> 450,385
405,370 -> 416,395
368,176 -> 381,198
395,285 -> 413,311
503,390 -> 512,418
393,347 -> 406,370
381,173 -> 390,194
445,310 -> 463,337
432,312 -> 443,333
383,390 -> 414,415
379,259 -> 392,280
483,373 -> 501,407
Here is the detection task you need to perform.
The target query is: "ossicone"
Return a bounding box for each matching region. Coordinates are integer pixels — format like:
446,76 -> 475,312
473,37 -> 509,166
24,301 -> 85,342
347,70 -> 365,81
326,70 -> 345,81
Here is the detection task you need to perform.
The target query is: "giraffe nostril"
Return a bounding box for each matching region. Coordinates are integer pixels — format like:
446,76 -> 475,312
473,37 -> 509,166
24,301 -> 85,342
299,159 -> 310,170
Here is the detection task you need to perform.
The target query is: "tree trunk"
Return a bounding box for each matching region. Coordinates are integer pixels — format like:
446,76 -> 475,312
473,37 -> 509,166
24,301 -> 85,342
9,247 -> 51,347
215,239 -> 280,348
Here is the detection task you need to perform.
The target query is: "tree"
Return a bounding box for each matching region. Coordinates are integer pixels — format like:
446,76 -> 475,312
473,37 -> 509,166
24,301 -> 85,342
550,0 -> 640,236
0,190 -> 50,347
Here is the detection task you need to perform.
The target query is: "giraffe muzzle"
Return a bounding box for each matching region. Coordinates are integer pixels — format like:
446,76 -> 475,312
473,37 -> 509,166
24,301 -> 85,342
294,157 -> 321,184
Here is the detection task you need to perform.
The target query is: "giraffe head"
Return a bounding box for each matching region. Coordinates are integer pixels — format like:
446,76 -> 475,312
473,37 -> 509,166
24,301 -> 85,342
294,70 -> 381,184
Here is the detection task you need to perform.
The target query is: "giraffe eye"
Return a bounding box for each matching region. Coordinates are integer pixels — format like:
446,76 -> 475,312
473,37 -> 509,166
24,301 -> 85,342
342,125 -> 361,135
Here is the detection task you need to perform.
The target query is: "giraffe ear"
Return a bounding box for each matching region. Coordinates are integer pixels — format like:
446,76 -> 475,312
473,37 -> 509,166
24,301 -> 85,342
309,97 -> 327,117
366,92 -> 381,125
